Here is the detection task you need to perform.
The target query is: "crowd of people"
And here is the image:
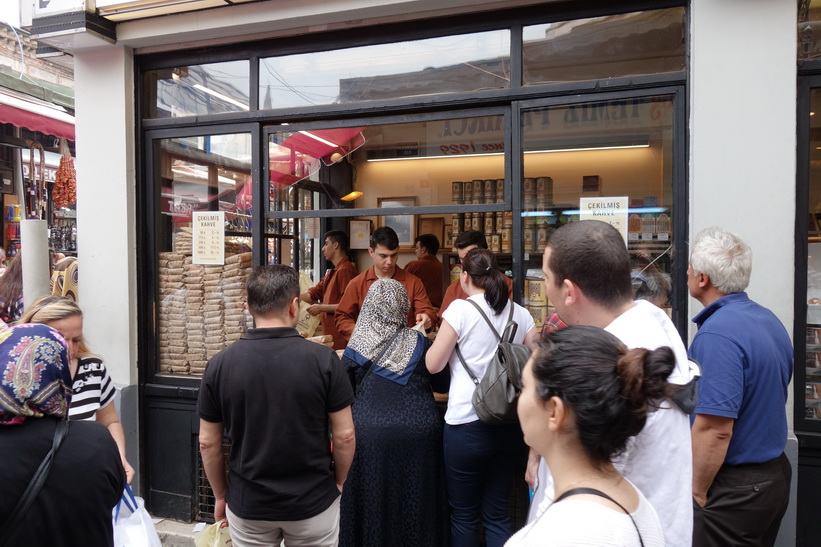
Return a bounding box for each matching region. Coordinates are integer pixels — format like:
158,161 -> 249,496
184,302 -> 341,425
197,221 -> 794,547
0,220 -> 794,547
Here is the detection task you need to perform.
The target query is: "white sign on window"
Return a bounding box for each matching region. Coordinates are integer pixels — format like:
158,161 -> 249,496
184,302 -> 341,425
579,196 -> 629,245
193,211 -> 225,265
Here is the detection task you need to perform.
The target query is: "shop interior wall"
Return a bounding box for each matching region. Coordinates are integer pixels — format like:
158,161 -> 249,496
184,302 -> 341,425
346,143 -> 668,272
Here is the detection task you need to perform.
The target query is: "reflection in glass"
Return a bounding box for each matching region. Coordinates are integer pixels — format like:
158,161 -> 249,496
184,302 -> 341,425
144,60 -> 250,118
523,8 -> 685,85
520,95 -> 676,327
806,89 -> 821,418
267,115 -> 506,214
259,31 -> 510,109
155,133 -> 253,376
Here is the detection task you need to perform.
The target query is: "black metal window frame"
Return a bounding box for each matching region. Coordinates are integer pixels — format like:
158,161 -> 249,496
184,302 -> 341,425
795,74 -> 821,436
136,0 -> 689,387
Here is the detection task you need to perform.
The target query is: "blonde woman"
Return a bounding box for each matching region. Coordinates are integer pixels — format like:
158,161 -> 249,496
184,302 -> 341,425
18,295 -> 135,483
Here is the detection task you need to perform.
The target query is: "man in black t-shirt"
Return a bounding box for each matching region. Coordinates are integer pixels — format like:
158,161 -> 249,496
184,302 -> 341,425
198,265 -> 355,546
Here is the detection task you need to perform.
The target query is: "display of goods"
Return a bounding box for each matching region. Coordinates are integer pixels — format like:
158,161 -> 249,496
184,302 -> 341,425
53,155 -> 77,208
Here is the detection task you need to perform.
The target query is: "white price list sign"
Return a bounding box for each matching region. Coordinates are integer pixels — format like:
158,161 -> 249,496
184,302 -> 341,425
193,211 -> 225,265
579,196 -> 629,245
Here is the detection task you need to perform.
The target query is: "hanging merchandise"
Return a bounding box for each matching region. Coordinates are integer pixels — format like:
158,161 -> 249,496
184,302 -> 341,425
53,138 -> 76,209
26,140 -> 47,219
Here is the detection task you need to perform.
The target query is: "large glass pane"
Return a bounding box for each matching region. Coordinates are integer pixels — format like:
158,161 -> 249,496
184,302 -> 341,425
805,88 -> 821,419
267,115 -> 506,214
523,8 -> 685,85
259,31 -> 510,109
155,133 -> 253,377
800,0 -> 821,60
143,60 -> 250,119
521,95 -> 676,329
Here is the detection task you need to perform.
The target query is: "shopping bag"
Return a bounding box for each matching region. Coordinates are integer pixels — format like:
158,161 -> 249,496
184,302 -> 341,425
194,520 -> 232,547
112,485 -> 162,547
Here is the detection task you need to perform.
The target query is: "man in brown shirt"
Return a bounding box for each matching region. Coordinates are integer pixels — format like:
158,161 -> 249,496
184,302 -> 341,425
299,230 -> 359,349
335,226 -> 436,341
438,230 -> 513,320
405,233 -> 444,308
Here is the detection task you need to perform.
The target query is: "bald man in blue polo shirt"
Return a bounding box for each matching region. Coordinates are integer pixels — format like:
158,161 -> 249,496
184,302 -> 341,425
688,226 -> 793,547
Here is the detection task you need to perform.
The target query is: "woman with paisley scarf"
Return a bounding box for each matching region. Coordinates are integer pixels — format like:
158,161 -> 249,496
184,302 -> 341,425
0,324 -> 125,546
339,279 -> 449,547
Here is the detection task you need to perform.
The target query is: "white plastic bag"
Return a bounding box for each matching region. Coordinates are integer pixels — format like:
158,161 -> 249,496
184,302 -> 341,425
112,485 -> 162,547
194,520 -> 232,547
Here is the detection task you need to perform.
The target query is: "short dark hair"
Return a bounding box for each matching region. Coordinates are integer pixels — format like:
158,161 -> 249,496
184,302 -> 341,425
454,230 -> 488,250
414,233 -> 440,256
534,326 -> 675,467
246,265 -> 299,317
547,220 -> 632,309
370,226 -> 399,250
324,230 -> 349,253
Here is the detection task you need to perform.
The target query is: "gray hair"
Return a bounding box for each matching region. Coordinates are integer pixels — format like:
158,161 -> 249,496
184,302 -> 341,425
690,226 -> 752,294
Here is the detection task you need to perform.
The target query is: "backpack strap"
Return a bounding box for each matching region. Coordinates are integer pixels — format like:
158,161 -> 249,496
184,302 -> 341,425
455,299 -> 515,385
554,487 -> 644,547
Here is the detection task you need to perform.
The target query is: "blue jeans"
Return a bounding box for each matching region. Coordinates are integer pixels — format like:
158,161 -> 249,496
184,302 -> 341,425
443,421 -> 523,547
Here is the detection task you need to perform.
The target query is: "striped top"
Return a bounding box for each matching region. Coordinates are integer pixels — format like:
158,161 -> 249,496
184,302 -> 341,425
69,356 -> 115,421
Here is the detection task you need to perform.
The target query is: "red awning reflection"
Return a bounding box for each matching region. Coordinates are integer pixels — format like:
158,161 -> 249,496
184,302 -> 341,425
269,127 -> 365,186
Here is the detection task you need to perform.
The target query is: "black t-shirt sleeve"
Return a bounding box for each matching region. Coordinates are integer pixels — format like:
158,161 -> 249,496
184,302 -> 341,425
325,351 -> 355,413
197,361 -> 223,423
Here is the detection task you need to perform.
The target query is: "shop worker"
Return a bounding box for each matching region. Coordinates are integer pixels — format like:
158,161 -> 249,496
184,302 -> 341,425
688,227 -> 792,547
405,233 -> 445,308
300,230 -> 358,350
198,265 -> 355,547
530,220 -> 698,547
336,226 -> 436,340
438,230 -> 512,320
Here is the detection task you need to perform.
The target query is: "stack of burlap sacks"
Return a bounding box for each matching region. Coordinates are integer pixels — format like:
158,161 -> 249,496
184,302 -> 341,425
158,227 -> 253,375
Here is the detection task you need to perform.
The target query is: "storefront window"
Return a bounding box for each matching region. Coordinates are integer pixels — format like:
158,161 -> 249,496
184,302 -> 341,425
259,30 -> 510,109
266,114 -> 506,214
800,0 -> 821,60
804,88 -> 821,419
155,133 -> 253,376
143,60 -> 250,119
520,95 -> 676,329
523,8 -> 685,85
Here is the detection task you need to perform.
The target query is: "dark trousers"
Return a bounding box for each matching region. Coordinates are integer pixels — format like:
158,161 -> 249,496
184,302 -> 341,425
443,421 -> 523,547
693,452 -> 791,547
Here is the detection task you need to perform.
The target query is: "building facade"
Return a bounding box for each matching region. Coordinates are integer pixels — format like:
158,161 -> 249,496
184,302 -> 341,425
23,0 -> 812,544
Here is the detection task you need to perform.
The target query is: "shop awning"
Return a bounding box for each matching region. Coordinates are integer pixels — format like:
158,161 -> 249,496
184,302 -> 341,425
0,91 -> 75,141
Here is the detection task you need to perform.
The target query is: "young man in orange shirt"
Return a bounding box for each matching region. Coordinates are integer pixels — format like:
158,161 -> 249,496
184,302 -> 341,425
405,233 -> 444,308
299,230 -> 358,350
335,226 -> 436,341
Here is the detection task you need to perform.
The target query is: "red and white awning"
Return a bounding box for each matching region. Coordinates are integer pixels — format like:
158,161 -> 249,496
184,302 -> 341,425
0,90 -> 75,141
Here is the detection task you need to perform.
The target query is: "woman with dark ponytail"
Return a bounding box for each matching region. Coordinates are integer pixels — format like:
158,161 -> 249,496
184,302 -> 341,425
427,248 -> 539,547
507,326 -> 670,546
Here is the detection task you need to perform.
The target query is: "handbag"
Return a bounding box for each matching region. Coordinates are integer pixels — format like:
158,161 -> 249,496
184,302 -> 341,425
455,300 -> 532,425
0,419 -> 70,546
113,484 -> 162,547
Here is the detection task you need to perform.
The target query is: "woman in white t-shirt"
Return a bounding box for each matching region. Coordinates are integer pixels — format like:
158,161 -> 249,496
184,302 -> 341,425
507,326 -> 673,547
427,248 -> 539,547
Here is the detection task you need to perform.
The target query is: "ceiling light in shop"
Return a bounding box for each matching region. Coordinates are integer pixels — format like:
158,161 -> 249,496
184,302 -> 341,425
340,191 -> 364,201
366,143 -> 649,162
